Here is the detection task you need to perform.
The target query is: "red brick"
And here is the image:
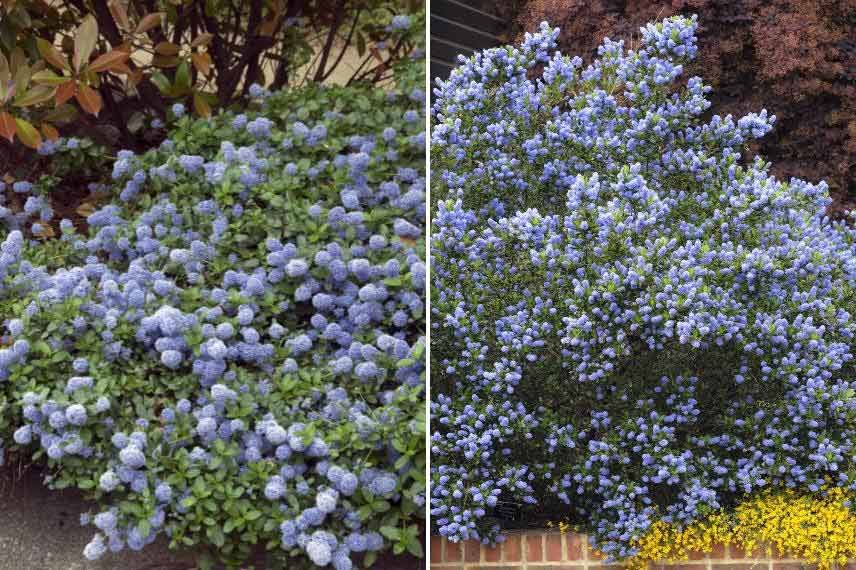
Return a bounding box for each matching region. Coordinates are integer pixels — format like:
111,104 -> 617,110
727,543 -> 744,559
526,533 -> 544,562
726,543 -> 742,559
712,564 -> 760,570
773,565 -> 817,570
770,544 -> 798,560
484,542 -> 502,562
463,540 -> 480,563
688,549 -> 706,560
729,543 -> 764,559
504,535 -> 522,562
545,533 -> 564,561
445,539 -> 462,562
588,545 -> 604,561
431,536 -> 443,563
567,533 -> 583,560
710,543 -> 727,559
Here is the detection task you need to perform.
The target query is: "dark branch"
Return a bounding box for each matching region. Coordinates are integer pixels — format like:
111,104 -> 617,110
321,7 -> 362,83
313,0 -> 347,83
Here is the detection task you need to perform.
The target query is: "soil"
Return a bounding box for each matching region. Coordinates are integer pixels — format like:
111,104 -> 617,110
0,463 -> 424,570
0,463 -> 194,570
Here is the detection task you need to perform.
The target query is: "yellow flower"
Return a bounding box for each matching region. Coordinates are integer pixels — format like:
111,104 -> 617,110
622,488 -> 856,570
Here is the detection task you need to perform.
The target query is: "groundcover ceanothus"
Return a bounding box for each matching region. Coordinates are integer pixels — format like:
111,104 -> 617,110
0,79 -> 426,569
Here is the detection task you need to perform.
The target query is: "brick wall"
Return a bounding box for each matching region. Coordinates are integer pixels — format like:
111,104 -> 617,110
430,532 -> 827,570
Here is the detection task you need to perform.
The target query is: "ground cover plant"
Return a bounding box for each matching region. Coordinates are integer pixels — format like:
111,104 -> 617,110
429,15 -> 856,562
0,69 -> 427,568
627,487 -> 856,568
1,0 -> 425,264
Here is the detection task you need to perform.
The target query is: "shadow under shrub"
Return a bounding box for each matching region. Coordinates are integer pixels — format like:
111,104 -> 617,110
429,15 -> 856,560
0,73 -> 426,569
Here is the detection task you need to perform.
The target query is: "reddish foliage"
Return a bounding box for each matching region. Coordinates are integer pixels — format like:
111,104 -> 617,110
516,0 -> 856,211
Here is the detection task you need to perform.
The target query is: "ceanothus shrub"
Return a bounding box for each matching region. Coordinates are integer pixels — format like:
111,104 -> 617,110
0,80 -> 426,569
429,15 -> 856,559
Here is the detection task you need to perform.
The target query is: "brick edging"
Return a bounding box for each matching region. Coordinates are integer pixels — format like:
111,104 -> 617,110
431,531 -> 831,570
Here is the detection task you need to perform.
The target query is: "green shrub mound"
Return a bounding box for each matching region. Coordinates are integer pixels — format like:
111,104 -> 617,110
0,80 -> 426,569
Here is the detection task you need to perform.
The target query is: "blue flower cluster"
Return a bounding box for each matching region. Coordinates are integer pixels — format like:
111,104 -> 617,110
430,15 -> 856,559
0,82 -> 425,568
0,136 -> 108,235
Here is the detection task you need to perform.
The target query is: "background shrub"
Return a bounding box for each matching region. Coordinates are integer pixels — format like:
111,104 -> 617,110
0,0 -> 424,150
430,15 -> 856,559
0,61 -> 426,568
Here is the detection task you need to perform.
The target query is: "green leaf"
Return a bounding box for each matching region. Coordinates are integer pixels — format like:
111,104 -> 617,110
207,525 -> 225,547
149,71 -> 171,93
394,455 -> 410,470
13,117 -> 40,148
198,552 -> 215,570
42,104 -> 79,124
13,85 -> 55,107
175,60 -> 191,93
30,69 -> 68,86
300,423 -> 316,446
12,59 -> 31,93
73,15 -> 99,73
36,39 -> 69,72
406,535 -> 424,557
193,91 -> 211,117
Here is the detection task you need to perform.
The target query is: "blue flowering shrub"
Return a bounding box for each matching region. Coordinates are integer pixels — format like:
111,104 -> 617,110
0,78 -> 426,569
430,15 -> 856,559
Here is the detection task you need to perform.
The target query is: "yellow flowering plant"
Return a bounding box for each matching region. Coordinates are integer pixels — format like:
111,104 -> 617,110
626,488 -> 856,569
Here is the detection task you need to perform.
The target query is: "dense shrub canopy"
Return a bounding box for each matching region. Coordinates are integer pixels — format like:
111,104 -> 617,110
0,77 -> 426,569
430,16 -> 856,558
